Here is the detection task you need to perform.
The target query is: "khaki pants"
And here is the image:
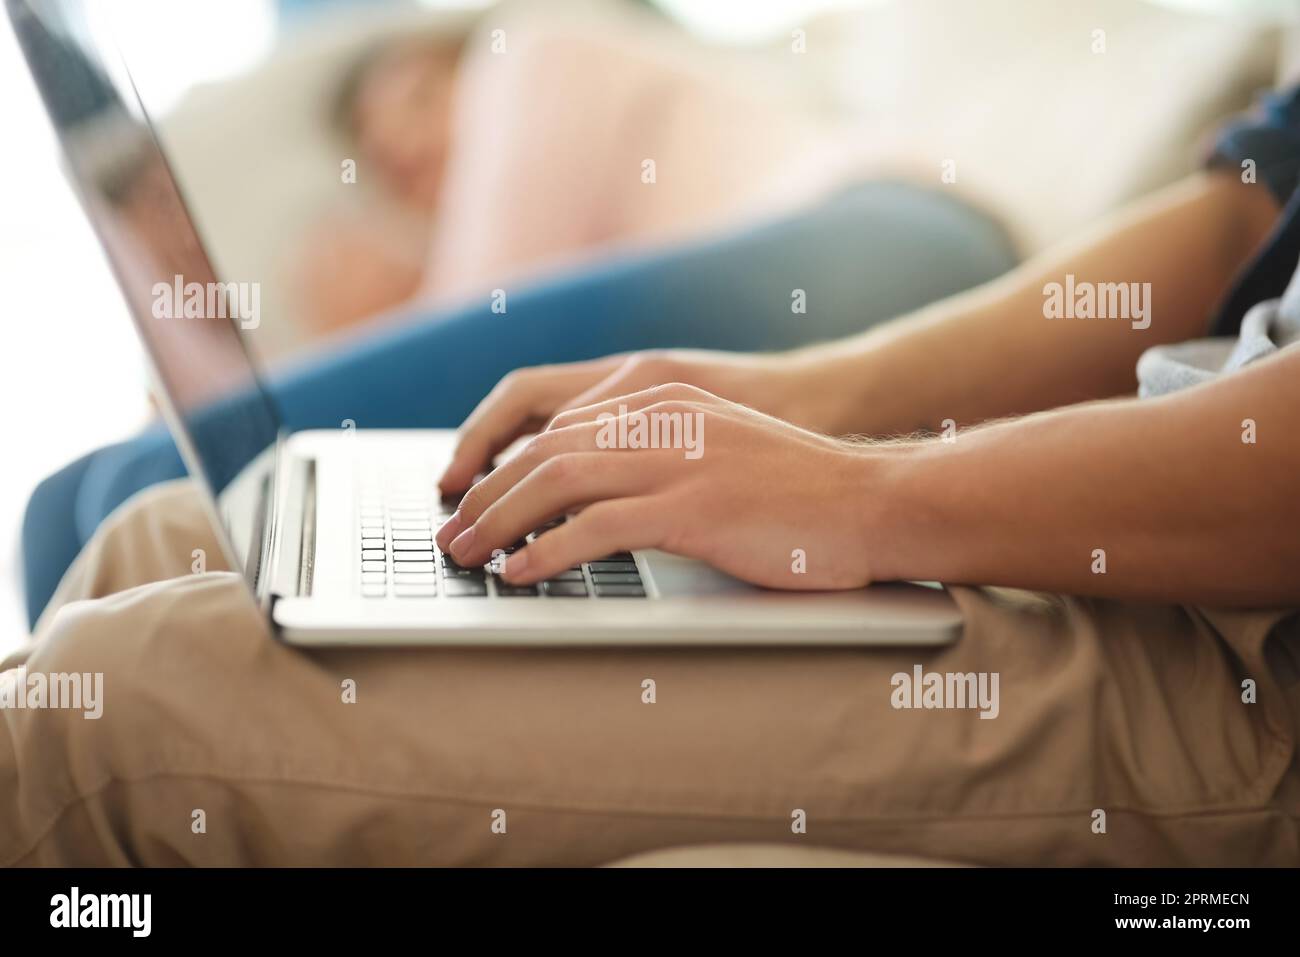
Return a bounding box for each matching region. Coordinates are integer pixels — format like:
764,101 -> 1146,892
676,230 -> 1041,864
3,480 -> 1299,866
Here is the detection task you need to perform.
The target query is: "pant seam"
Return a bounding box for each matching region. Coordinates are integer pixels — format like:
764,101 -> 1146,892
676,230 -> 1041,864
7,768 -> 1296,867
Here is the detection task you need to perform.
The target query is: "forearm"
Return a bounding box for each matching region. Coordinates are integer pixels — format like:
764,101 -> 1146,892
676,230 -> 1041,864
864,348 -> 1300,606
799,172 -> 1278,437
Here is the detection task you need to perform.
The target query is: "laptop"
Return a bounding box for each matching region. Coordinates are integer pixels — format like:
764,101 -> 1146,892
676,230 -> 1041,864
9,0 -> 963,647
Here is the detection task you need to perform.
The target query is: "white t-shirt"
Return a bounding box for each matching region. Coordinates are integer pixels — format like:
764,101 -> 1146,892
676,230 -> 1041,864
1137,256 -> 1300,397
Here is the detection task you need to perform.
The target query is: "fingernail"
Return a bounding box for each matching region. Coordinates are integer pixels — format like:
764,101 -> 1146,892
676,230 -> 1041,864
449,525 -> 477,560
504,550 -> 529,580
436,510 -> 465,548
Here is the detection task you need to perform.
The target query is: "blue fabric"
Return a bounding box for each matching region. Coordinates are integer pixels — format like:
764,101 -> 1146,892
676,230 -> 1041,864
1209,85 -> 1300,205
1207,84 -> 1300,337
21,181 -> 1017,628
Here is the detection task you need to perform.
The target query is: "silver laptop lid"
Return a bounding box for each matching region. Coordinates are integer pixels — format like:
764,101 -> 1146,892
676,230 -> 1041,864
8,0 -> 283,594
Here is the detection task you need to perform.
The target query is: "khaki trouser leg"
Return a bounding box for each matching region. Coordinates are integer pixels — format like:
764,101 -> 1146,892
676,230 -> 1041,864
2,480 -> 1297,866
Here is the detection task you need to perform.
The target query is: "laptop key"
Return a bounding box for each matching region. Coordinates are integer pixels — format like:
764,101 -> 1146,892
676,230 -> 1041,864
361,572 -> 387,584
589,572 -> 642,585
394,584 -> 438,597
361,560 -> 387,573
394,572 -> 437,584
393,551 -> 435,562
443,579 -> 488,597
496,584 -> 539,597
543,581 -> 589,597
547,569 -> 585,582
361,584 -> 388,598
395,563 -> 437,575
588,561 -> 637,573
593,584 -> 646,597
446,569 -> 486,582
442,557 -> 485,576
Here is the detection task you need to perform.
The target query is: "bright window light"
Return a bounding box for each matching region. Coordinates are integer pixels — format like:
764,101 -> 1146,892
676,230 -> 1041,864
90,0 -> 277,113
650,0 -> 887,44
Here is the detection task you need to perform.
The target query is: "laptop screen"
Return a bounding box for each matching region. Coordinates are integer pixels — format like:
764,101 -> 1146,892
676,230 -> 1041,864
8,0 -> 282,569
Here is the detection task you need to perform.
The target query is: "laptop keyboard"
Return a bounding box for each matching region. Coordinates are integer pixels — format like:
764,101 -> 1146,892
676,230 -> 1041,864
357,471 -> 646,599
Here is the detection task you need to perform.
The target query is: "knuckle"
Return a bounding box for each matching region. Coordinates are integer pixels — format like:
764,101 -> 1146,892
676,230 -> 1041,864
496,365 -> 542,395
521,431 -> 555,460
626,350 -> 670,375
526,428 -> 579,463
536,454 -> 578,484
469,502 -> 499,536
546,409 -> 576,431
646,382 -> 687,402
495,369 -> 524,392
646,399 -> 692,416
457,483 -> 488,518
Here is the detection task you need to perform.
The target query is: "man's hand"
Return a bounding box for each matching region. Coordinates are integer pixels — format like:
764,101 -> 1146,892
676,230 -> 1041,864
434,384 -> 882,590
436,349 -> 838,493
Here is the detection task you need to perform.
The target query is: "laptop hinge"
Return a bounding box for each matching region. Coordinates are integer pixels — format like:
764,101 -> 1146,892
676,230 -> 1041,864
261,437 -> 314,606
297,460 -> 317,599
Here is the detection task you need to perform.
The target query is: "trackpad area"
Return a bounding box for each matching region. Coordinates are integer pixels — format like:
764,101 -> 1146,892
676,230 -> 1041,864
641,551 -> 755,597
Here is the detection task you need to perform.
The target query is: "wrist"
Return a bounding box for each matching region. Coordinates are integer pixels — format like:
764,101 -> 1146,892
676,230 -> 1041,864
838,439 -> 947,585
781,346 -> 887,436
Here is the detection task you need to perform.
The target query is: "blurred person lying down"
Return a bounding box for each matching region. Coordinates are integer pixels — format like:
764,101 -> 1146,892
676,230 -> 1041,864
288,12 -> 849,336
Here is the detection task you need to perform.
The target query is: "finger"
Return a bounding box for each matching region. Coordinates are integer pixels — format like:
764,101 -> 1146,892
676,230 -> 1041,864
502,497 -> 667,585
436,420 -> 607,549
446,453 -> 664,567
547,383 -> 721,432
551,350 -> 697,417
438,361 -> 617,492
